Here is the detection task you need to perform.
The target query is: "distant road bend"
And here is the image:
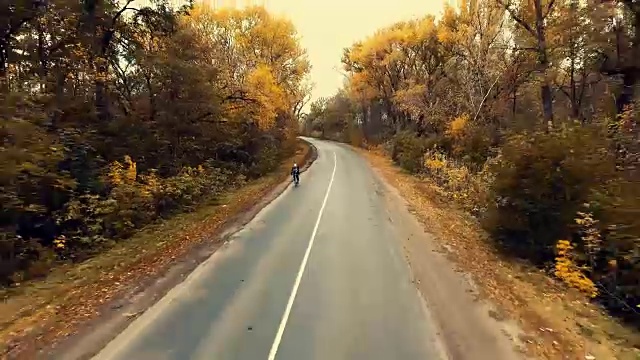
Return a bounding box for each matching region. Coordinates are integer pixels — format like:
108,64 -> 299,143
85,138 -> 521,360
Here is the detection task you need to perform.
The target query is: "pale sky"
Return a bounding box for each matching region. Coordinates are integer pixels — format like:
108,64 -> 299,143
265,0 -> 450,107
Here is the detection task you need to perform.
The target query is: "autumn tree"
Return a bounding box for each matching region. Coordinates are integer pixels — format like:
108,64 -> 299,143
496,0 -> 558,127
313,1 -> 640,323
0,2 -> 310,284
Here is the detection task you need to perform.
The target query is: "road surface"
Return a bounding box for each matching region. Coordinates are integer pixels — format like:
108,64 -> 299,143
88,138 -> 519,360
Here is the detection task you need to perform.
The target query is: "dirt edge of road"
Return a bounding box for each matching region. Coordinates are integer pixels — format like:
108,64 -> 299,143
0,139 -> 318,360
354,146 -> 639,360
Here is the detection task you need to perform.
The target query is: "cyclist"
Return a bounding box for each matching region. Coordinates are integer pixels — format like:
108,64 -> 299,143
291,163 -> 300,184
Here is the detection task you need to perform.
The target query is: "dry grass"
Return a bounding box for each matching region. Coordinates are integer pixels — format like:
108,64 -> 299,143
359,146 -> 640,360
0,140 -> 312,358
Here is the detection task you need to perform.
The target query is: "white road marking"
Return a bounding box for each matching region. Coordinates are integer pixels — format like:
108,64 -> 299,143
89,160 -> 305,360
267,151 -> 337,360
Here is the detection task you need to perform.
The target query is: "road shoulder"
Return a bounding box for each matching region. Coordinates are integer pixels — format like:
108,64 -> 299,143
0,139 -> 318,360
355,146 -> 638,360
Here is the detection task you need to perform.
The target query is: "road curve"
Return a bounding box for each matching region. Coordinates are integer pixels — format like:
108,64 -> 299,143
88,138 -> 454,360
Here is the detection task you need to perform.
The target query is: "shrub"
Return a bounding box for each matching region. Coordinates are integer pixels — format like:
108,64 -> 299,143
482,123 -> 618,263
554,239 -> 599,297
583,126 -> 640,317
422,150 -> 492,214
390,132 -> 428,173
443,113 -> 494,168
52,156 -> 237,263
54,194 -> 118,260
247,137 -> 281,178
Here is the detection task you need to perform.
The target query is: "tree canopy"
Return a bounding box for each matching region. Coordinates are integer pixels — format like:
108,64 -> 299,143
0,0 -> 310,284
306,0 -> 640,324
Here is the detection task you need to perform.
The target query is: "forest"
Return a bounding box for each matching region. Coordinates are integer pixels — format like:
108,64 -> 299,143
0,0 -> 310,285
304,0 -> 640,325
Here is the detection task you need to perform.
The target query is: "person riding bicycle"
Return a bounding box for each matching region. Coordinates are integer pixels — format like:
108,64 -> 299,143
291,163 -> 300,183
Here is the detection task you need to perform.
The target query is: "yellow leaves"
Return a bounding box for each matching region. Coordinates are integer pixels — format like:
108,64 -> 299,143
53,235 -> 66,250
554,240 -> 599,298
412,16 -> 437,45
180,4 -> 308,127
393,84 -> 427,118
108,161 -> 123,186
555,239 -> 572,254
186,2 -> 212,20
245,64 -> 286,129
108,155 -> 137,187
437,4 -> 463,45
421,149 -> 487,212
139,170 -> 161,199
347,72 -> 377,101
124,156 -> 137,183
342,11 -> 458,109
447,113 -> 470,139
424,154 -> 446,172
185,3 -> 236,26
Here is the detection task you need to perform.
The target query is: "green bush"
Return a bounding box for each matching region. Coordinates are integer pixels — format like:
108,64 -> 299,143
482,124 -> 618,263
247,138 -> 281,178
390,131 -> 429,173
441,114 -> 495,169
11,157 -> 241,277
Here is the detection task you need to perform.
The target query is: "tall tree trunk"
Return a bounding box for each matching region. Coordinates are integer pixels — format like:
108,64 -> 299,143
0,40 -> 8,93
616,6 -> 640,114
534,0 -> 553,128
500,0 -> 555,127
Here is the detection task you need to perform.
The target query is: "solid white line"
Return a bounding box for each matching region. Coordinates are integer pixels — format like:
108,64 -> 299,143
267,151 -> 337,360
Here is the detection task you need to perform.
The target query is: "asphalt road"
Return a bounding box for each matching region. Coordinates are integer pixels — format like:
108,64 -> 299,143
89,138 -> 452,360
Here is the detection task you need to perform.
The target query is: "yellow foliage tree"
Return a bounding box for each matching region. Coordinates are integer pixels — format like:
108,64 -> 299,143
183,4 -> 309,129
245,64 -> 287,129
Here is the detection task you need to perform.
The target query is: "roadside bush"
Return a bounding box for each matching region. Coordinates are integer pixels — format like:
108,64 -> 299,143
29,156 -> 240,272
457,132 -> 494,169
443,114 -> 493,167
390,131 -> 429,173
0,137 -> 283,285
246,137 -> 281,179
426,116 -> 640,323
423,150 -> 493,214
482,123 -> 618,264
582,112 -> 640,319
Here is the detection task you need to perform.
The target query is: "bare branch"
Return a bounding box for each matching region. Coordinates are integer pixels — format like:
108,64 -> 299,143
553,78 -> 571,99
497,0 -> 536,37
111,0 -> 137,28
2,0 -> 47,43
495,45 -> 539,52
544,0 -> 557,20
